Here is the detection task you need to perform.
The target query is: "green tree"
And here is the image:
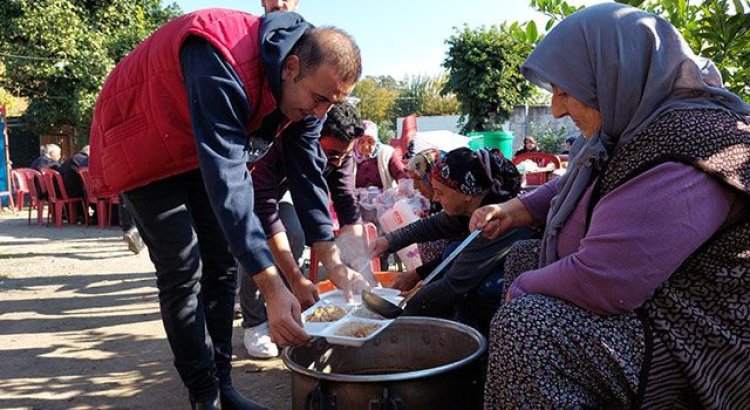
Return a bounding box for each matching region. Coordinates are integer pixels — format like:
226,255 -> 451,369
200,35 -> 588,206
522,0 -> 750,100
352,75 -> 400,141
442,24 -> 534,133
391,74 -> 459,119
0,0 -> 180,140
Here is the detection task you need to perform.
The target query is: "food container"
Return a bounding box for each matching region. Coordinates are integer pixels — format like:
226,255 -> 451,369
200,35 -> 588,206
283,317 -> 487,409
301,288 -> 400,347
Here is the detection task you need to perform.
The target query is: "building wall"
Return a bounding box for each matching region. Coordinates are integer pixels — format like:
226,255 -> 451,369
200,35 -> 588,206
398,105 -> 577,153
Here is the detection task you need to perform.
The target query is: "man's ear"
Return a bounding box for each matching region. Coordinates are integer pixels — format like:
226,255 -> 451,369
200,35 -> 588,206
282,55 -> 300,82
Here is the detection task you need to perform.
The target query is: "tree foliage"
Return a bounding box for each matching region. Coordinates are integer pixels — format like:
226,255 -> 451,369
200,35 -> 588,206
352,75 -> 400,131
391,74 -> 459,119
353,74 -> 460,141
0,0 -> 180,139
519,0 -> 750,101
442,24 -> 534,133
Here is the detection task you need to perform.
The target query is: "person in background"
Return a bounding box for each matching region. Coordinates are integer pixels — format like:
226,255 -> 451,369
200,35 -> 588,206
30,143 -> 62,172
371,148 -> 535,335
241,101 -> 369,358
353,120 -> 406,190
60,145 -> 89,199
560,135 -> 576,155
260,0 -> 298,12
398,148 -> 448,288
30,144 -> 63,200
513,136 -> 541,157
59,145 -> 90,223
89,8 -> 364,409
471,4 -> 750,408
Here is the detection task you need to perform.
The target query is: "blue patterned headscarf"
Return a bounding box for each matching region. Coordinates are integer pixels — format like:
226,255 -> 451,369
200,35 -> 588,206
522,3 -> 750,266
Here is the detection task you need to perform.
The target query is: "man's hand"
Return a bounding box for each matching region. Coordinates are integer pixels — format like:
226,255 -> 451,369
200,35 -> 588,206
392,269 -> 420,291
253,267 -> 310,346
329,264 -> 371,302
369,236 -> 389,259
290,275 -> 319,310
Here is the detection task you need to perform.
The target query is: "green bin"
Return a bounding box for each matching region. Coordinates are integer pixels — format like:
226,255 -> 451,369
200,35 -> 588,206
467,131 -> 514,159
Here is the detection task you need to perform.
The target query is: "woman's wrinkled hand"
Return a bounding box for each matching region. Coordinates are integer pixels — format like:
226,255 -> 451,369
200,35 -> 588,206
469,204 -> 510,239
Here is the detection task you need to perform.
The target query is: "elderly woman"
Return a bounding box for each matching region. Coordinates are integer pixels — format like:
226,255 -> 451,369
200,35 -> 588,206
353,120 -> 406,189
471,3 -> 750,408
372,148 -> 535,335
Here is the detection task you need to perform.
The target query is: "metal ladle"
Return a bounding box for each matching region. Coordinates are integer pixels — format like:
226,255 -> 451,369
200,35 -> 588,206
362,229 -> 482,319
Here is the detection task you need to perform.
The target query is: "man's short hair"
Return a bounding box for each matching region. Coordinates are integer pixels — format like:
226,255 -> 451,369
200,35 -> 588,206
322,102 -> 363,143
291,27 -> 362,84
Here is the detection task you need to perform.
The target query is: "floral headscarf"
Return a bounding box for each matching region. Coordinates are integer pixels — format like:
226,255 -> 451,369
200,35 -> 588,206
430,147 -> 521,201
406,148 -> 444,185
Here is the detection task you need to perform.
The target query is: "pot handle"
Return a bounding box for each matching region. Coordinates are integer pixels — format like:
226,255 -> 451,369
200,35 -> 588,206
368,387 -> 404,410
306,381 -> 336,410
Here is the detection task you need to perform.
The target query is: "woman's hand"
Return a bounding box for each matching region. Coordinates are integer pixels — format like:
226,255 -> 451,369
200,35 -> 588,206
369,236 -> 389,259
469,198 -> 532,239
393,269 -> 420,291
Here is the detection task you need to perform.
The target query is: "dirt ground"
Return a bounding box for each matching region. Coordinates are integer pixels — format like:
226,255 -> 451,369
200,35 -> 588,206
0,210 -> 291,410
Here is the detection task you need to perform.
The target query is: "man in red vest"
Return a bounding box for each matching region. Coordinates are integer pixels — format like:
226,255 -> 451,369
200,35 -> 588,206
89,9 -> 365,410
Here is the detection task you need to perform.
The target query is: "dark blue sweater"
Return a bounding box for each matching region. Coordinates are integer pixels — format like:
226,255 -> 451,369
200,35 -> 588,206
179,13 -> 333,276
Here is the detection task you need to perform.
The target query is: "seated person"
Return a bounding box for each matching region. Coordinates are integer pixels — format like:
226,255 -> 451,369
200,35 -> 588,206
472,4 -> 750,407
514,136 -> 541,157
370,147 -> 536,336
30,143 -> 63,172
60,145 -> 89,198
60,145 -> 90,222
30,143 -> 63,199
353,120 -> 406,190
399,148 -> 449,287
240,101 -> 373,358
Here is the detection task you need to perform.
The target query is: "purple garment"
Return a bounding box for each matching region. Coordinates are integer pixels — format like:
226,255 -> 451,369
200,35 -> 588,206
510,162 -> 737,315
354,153 -> 407,189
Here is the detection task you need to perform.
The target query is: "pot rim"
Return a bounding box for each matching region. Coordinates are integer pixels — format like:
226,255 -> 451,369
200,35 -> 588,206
281,317 -> 487,383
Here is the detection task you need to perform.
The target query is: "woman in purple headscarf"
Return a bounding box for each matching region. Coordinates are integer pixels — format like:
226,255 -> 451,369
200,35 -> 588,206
470,3 -> 750,408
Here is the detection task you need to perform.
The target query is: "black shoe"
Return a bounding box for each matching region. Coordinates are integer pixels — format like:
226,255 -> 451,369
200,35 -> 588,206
220,385 -> 268,410
191,396 -> 221,410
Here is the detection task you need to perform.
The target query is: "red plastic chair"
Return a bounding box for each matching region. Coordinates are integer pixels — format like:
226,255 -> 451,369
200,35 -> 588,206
24,169 -> 47,225
76,167 -> 114,228
309,222 -> 381,283
41,168 -> 87,228
11,169 -> 30,211
512,152 -> 561,187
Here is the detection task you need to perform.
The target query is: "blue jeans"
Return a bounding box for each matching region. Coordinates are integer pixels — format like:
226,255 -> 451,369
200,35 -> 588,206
123,170 -> 237,402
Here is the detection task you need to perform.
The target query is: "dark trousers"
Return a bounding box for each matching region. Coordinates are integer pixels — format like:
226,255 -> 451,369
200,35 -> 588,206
239,200 -> 304,328
118,194 -> 137,232
123,170 -> 237,402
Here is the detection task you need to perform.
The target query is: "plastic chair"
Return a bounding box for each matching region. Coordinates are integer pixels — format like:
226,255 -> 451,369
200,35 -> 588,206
41,168 -> 87,228
76,167 -> 114,228
24,170 -> 47,225
512,152 -> 561,187
309,222 -> 381,283
11,169 -> 30,211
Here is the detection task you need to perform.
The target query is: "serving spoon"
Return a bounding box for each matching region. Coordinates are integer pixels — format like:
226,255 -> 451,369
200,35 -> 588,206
362,229 -> 482,319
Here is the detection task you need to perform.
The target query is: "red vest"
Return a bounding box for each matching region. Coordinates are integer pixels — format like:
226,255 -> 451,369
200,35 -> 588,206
89,9 -> 277,196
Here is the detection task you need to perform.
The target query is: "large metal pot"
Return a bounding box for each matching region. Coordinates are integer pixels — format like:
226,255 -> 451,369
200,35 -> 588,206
283,317 -> 487,410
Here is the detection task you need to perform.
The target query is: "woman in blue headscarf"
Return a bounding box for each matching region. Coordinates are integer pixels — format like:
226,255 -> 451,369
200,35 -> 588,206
470,3 -> 750,408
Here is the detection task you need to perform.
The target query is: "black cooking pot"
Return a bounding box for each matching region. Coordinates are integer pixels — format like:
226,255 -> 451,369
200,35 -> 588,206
283,317 -> 487,410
